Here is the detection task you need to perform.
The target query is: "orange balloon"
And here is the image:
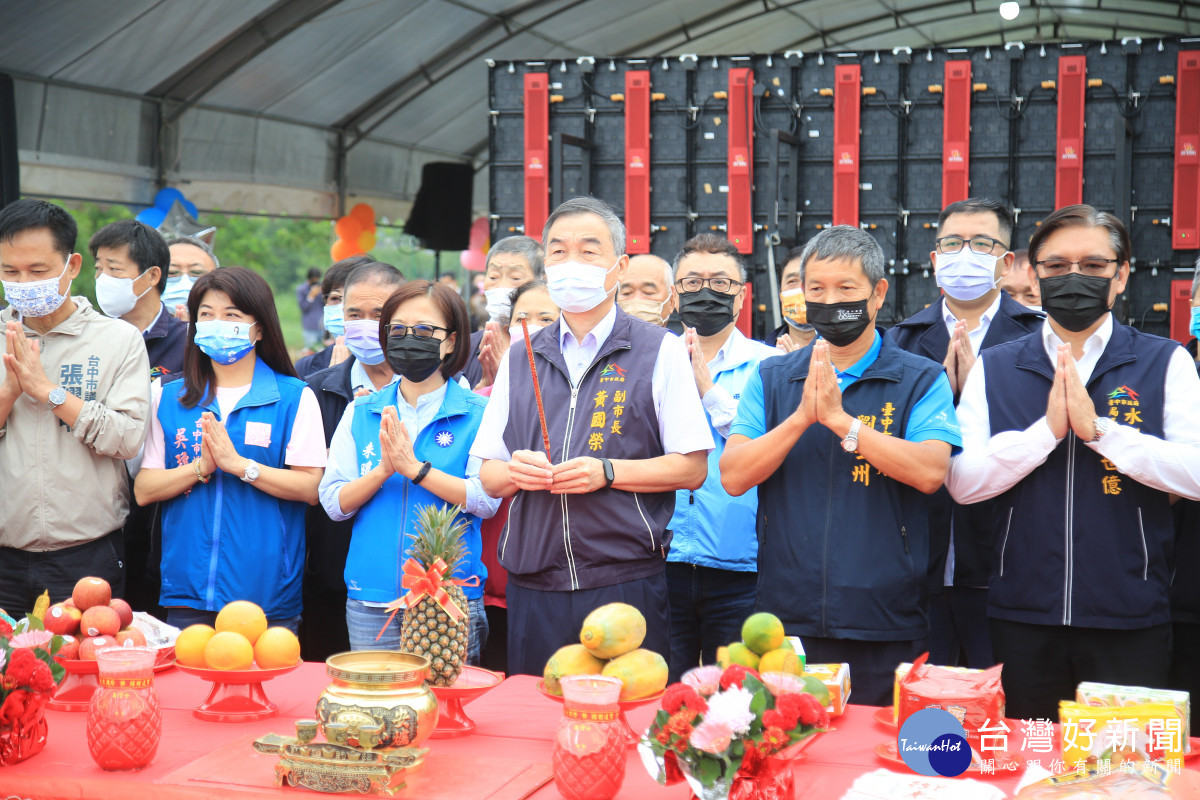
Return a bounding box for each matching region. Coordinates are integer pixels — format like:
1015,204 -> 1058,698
334,215 -> 363,241
331,238 -> 361,261
358,230 -> 377,252
350,203 -> 376,230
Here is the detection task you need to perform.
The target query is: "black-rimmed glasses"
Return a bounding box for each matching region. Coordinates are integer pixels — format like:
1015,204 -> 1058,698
387,323 -> 449,340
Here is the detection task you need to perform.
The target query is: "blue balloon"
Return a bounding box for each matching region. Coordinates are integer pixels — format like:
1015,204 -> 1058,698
154,187 -> 185,211
183,200 -> 198,219
136,207 -> 166,227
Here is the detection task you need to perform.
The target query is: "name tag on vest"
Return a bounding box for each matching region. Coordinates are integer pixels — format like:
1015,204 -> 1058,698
245,421 -> 272,448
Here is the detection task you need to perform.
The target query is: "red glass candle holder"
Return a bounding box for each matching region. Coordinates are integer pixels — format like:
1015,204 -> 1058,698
552,675 -> 626,800
86,646 -> 162,771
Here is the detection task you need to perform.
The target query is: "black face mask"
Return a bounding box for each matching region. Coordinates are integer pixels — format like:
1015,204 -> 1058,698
1038,272 -> 1113,333
805,299 -> 874,347
385,334 -> 444,382
677,287 -> 737,336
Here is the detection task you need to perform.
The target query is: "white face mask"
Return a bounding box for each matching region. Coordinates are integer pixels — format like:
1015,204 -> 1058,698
545,259 -> 619,314
934,249 -> 1003,302
2,254 -> 71,318
509,321 -> 546,343
484,287 -> 514,323
95,272 -> 153,318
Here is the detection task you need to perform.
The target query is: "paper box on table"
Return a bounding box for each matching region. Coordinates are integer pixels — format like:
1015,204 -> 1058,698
786,636 -> 806,671
1075,682 -> 1190,753
1059,700 -> 1185,766
804,662 -> 850,716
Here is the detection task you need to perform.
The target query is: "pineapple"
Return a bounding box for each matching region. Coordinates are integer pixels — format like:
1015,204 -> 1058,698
400,504 -> 471,687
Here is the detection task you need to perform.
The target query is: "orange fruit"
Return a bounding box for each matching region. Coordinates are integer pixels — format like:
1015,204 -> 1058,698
215,600 -> 268,645
174,624 -> 216,667
254,627 -> 301,669
203,631 -> 254,670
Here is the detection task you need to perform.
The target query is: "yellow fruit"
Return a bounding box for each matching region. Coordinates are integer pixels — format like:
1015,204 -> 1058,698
741,612 -> 785,655
601,649 -> 668,701
175,624 -> 217,667
758,647 -> 802,675
579,603 -> 646,659
204,631 -> 254,670
800,673 -> 832,707
543,644 -> 606,695
726,642 -> 761,669
215,600 -> 268,645
716,646 -> 730,669
254,627 -> 301,669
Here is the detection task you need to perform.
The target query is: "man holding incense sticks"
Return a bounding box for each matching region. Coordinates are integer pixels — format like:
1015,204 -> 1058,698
474,197 -> 713,676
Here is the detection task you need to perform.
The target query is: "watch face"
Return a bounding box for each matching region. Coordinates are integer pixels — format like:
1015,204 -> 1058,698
49,388 -> 66,405
841,438 -> 856,452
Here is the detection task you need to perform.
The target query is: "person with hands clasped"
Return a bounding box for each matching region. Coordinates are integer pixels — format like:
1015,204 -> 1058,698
720,225 -> 961,707
947,205 -> 1200,721
318,280 -> 497,658
134,267 -> 326,634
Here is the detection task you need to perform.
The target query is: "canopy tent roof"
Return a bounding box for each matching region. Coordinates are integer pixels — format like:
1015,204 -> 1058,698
3,0 -> 1198,219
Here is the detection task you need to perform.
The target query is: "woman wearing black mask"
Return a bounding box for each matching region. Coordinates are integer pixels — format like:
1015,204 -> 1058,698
318,280 -> 498,659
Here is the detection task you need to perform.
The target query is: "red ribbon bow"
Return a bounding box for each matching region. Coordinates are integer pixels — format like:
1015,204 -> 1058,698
375,557 -> 481,642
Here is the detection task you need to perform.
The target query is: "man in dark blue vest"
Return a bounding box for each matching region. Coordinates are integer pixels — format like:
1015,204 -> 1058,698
474,197 -> 713,676
947,205 -> 1200,721
888,198 -> 1043,669
721,225 -> 961,706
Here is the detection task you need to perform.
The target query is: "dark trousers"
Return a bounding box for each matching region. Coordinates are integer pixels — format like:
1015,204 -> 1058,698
665,562 -> 757,683
1170,621 -> 1200,731
927,587 -> 994,668
0,530 -> 125,616
990,618 -> 1172,721
480,605 -> 508,674
507,573 -> 670,677
794,634 -> 924,707
299,581 -> 351,663
121,488 -> 165,619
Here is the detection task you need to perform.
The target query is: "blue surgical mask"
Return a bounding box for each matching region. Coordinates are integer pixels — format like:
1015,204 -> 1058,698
161,274 -> 193,308
323,303 -> 345,337
343,318 -> 385,365
2,254 -> 71,318
194,319 -> 256,365
1192,306 -> 1200,339
935,249 -> 1003,302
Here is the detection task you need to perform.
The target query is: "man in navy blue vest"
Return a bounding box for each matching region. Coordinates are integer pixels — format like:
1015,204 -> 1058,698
722,226 -> 961,706
948,205 -> 1200,721
474,197 -> 713,676
888,198 -> 1043,669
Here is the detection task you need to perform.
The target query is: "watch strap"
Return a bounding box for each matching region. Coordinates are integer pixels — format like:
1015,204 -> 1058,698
843,418 -> 862,450
412,461 -> 433,485
601,458 -> 615,489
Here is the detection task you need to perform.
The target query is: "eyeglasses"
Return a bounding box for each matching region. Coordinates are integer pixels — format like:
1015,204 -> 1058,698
1034,258 -> 1121,277
675,277 -> 744,294
934,235 -> 1008,255
387,324 -> 449,340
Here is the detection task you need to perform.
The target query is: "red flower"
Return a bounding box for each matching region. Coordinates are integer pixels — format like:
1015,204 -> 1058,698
719,664 -> 760,691
762,709 -> 788,730
656,728 -> 672,745
761,726 -> 790,752
672,737 -> 688,753
0,619 -> 12,638
30,661 -> 55,693
0,689 -> 27,727
3,647 -> 37,687
773,694 -> 803,728
793,693 -> 825,727
662,684 -> 707,715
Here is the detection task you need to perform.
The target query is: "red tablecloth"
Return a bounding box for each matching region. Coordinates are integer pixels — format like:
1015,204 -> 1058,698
4,663 -> 1199,799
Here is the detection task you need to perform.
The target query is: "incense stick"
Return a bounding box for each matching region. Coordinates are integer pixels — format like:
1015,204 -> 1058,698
521,317 -> 553,457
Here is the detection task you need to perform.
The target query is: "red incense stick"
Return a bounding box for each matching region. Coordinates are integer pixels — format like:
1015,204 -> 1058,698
521,317 -> 553,458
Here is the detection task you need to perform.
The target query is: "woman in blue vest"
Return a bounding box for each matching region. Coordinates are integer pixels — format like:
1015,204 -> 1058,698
318,280 -> 498,658
134,267 -> 326,635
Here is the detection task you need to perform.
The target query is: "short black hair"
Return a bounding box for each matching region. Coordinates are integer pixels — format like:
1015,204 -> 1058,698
780,245 -> 806,283
324,255 -> 374,298
673,233 -> 747,281
89,219 -> 171,294
306,267 -> 322,281
937,197 -> 1015,246
0,198 -> 77,257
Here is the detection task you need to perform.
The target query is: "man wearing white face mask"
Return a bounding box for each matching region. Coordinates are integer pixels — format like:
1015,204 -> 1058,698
464,235 -> 544,390
887,197 -> 1043,670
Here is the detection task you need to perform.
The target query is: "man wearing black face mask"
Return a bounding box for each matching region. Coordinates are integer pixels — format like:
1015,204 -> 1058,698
948,205 -> 1200,721
720,226 -> 961,706
666,234 -> 780,680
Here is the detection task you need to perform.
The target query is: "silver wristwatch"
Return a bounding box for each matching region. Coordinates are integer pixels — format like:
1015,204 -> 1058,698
45,386 -> 67,411
1092,417 -> 1113,442
241,459 -> 261,483
841,418 -> 862,453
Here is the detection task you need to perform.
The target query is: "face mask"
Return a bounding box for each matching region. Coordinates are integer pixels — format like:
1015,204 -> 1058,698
805,298 -> 874,347
678,287 -> 737,336
619,297 -> 669,324
780,287 -> 811,330
509,322 -> 546,343
3,254 -> 71,318
343,318 -> 385,365
194,320 -> 256,365
323,303 -> 345,337
935,249 -> 1002,301
484,287 -> 513,322
1191,306 -> 1200,339
385,333 -> 444,382
1038,272 -> 1113,333
161,274 -> 193,308
95,272 -> 152,318
546,259 -> 618,313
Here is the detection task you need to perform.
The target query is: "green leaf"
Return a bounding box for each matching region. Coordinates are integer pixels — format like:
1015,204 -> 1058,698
742,674 -> 765,695
731,740 -> 744,757
749,688 -> 768,716
696,756 -> 721,788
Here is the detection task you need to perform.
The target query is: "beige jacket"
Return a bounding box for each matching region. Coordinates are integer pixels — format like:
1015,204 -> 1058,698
0,299 -> 150,551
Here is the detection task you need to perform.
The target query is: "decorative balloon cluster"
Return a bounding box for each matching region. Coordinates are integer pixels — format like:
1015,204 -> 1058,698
135,188 -> 197,228
332,204 -> 377,261
135,188 -> 215,244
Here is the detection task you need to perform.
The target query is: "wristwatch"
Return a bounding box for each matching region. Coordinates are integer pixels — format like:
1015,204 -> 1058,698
600,458 -> 615,489
45,386 -> 66,411
1092,417 -> 1113,442
841,418 -> 861,453
241,459 -> 260,483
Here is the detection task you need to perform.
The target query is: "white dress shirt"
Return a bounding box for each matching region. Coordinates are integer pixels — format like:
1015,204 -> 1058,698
947,314 -> 1200,504
942,293 -> 1002,357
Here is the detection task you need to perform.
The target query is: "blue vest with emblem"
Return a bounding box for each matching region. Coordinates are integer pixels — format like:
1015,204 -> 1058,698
344,379 -> 487,603
756,333 -> 945,641
982,322 -> 1178,629
157,359 -> 308,619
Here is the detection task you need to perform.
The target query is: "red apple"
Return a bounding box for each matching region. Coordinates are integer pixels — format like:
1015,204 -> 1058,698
44,603 -> 81,635
81,605 -> 121,638
108,598 -> 134,629
56,634 -> 80,660
72,576 -> 112,611
62,597 -> 76,609
114,628 -> 147,647
79,635 -> 116,660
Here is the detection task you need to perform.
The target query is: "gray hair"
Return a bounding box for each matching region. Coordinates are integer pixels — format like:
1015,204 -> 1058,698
797,226 -> 886,287
166,235 -> 220,269
487,234 -> 545,279
542,196 -> 625,257
628,254 -> 675,290
344,261 -> 404,295
1193,254 -> 1200,301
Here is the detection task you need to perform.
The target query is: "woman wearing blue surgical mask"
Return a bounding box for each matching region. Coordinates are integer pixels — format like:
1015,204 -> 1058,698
133,267 -> 327,635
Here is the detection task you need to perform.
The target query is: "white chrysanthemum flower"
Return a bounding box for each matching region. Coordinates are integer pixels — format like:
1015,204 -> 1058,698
703,686 -> 755,736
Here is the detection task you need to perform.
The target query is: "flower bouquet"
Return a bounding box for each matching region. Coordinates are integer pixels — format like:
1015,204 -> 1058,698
0,606 -> 67,766
639,665 -> 829,800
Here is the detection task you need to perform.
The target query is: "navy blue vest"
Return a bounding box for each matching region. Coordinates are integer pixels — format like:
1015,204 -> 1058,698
982,322 -> 1178,629
756,332 -> 946,641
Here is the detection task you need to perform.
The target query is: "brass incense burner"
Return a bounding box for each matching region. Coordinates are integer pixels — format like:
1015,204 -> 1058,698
317,651 -> 439,751
252,721 -> 426,796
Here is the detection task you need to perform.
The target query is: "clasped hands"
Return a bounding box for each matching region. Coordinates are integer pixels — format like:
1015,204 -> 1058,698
2,321 -> 55,405
790,340 -> 854,437
507,450 -> 606,494
196,411 -> 250,478
1046,344 -> 1102,442
943,320 -> 976,397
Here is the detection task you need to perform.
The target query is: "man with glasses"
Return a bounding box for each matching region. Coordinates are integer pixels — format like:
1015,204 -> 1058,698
947,205 -> 1200,720
665,234 -> 779,680
888,198 -> 1043,669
